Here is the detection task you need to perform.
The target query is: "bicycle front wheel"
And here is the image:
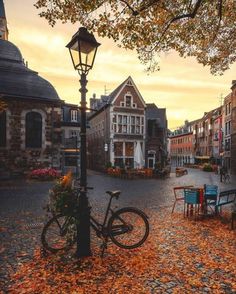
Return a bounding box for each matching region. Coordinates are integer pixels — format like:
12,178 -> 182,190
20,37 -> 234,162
41,214 -> 77,253
108,207 -> 149,249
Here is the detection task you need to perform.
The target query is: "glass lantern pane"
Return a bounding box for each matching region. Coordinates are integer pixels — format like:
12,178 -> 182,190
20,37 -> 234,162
79,40 -> 96,70
69,41 -> 80,69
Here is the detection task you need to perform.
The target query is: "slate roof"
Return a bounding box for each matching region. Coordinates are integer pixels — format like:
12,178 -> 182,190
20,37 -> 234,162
0,39 -> 60,101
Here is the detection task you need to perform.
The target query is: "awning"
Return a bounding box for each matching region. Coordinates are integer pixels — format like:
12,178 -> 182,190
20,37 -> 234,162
195,156 -> 210,159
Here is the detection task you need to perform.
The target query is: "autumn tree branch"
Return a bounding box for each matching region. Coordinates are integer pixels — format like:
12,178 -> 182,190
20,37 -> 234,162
119,0 -> 161,16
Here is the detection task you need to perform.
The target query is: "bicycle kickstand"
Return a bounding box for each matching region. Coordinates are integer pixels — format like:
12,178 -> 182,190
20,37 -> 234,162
100,238 -> 108,258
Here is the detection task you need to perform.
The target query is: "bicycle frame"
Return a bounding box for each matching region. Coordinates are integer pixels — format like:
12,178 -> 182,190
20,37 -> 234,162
89,195 -> 116,237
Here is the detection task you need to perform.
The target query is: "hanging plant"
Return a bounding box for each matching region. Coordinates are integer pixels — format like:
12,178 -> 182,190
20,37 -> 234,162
48,171 -> 78,215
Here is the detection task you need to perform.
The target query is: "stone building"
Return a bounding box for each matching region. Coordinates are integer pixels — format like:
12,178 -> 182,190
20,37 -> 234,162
0,2 -> 62,175
0,0 -> 8,40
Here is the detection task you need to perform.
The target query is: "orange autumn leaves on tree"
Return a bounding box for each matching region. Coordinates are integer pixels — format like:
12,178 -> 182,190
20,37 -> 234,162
34,0 -> 236,74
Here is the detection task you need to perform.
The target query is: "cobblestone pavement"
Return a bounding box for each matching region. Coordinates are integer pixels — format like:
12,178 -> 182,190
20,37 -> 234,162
0,168 -> 235,292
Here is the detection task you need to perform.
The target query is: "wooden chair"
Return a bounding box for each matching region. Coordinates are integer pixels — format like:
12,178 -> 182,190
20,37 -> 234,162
172,186 -> 193,213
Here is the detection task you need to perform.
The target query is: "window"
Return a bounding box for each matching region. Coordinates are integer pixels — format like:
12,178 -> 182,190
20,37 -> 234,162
25,112 -> 42,148
114,141 -> 135,168
69,130 -> 79,138
225,139 -> 230,151
125,142 -> 134,156
0,111 -> 6,147
113,114 -> 144,135
71,110 -> 78,122
114,142 -> 123,156
125,96 -> 132,107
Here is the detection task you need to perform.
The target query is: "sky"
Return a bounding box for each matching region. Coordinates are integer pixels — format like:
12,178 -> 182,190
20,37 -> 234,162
4,0 -> 236,129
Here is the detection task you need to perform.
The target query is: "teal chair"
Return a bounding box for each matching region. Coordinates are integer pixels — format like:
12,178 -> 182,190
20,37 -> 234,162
184,189 -> 200,219
204,184 -> 218,214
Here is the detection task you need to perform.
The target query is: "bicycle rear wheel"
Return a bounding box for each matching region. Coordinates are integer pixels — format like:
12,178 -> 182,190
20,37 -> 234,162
41,214 -> 77,253
108,207 -> 149,249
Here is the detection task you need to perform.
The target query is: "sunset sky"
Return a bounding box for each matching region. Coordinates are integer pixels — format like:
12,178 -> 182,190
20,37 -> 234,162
4,0 -> 236,129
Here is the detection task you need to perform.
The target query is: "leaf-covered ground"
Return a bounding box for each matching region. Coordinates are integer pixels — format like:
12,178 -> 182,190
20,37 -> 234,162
7,209 -> 236,293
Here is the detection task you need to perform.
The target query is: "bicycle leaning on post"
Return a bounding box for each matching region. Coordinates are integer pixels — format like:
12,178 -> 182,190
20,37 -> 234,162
220,166 -> 230,184
41,187 -> 149,256
222,172 -> 231,184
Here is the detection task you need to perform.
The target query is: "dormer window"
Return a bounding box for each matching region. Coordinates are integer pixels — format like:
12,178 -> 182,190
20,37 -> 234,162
71,110 -> 78,122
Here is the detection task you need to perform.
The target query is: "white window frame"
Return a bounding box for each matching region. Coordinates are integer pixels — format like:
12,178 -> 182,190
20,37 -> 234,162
71,110 -> 78,122
112,114 -> 145,135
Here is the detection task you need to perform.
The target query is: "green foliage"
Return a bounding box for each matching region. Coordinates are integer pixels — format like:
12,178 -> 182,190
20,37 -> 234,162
49,182 -> 78,215
106,161 -> 112,169
202,163 -> 213,172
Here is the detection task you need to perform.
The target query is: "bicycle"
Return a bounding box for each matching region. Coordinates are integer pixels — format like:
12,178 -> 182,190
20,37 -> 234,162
222,173 -> 230,184
41,189 -> 149,256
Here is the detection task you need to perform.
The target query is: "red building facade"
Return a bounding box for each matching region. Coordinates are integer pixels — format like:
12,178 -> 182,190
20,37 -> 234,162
170,132 -> 193,166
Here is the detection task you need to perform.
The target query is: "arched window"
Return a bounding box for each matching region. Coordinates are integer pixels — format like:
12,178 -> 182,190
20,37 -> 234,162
25,112 -> 42,148
0,111 -> 6,147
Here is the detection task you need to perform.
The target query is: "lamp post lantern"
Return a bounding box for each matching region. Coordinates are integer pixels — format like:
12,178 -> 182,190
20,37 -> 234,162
66,27 -> 100,257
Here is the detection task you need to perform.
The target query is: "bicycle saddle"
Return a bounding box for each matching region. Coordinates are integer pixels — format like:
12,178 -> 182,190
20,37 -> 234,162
106,190 -> 121,198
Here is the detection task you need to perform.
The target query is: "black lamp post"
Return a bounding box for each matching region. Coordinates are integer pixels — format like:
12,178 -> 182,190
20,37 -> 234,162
66,27 -> 100,257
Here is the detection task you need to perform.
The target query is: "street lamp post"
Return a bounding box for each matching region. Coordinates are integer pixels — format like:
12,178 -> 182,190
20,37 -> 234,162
66,27 -> 100,257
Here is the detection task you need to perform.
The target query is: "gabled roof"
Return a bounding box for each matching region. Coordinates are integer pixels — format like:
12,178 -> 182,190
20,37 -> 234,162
108,76 -> 146,107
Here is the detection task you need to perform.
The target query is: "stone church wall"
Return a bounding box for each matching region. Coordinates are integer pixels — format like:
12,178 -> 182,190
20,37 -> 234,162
0,98 -> 62,173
